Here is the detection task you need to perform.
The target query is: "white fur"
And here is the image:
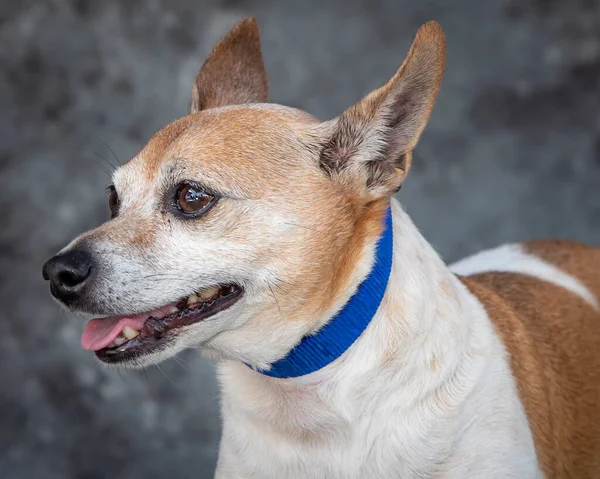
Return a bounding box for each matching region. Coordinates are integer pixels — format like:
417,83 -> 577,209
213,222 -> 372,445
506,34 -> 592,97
215,200 -> 542,478
451,243 -> 598,310
66,146 -> 342,369
47,19 -> 560,476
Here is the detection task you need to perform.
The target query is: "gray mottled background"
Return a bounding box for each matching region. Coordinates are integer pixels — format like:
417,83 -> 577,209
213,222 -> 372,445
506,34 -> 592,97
1,0 -> 599,477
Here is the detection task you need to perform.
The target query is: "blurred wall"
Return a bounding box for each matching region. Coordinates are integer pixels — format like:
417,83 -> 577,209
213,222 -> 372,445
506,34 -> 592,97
1,0 -> 599,478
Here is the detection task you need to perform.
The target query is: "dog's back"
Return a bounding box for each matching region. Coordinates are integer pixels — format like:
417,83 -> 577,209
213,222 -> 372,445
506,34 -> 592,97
454,240 -> 600,477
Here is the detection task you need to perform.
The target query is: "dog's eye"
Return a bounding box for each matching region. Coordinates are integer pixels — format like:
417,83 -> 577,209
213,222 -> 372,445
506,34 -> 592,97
108,187 -> 119,219
176,184 -> 216,216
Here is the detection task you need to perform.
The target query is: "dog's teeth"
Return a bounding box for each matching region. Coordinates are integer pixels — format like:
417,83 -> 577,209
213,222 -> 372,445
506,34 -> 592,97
197,285 -> 221,300
113,336 -> 127,347
122,326 -> 139,340
169,306 -> 179,314
108,341 -> 117,348
187,293 -> 201,306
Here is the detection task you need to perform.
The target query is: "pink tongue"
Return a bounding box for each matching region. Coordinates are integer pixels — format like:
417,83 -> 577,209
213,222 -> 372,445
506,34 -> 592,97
81,314 -> 150,351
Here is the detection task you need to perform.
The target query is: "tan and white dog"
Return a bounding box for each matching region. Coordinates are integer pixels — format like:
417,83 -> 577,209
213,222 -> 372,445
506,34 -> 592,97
42,18 -> 600,478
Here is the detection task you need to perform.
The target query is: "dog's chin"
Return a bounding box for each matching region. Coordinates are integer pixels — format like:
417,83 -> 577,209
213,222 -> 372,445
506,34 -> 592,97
86,284 -> 245,368
99,339 -> 189,369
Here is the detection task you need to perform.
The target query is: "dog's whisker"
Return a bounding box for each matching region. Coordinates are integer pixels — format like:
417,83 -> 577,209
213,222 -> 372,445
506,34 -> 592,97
174,352 -> 194,366
94,135 -> 122,167
55,305 -> 70,325
173,355 -> 191,373
55,304 -> 88,325
88,156 -> 113,178
71,310 -> 86,321
155,363 -> 179,389
92,151 -> 117,173
142,274 -> 189,279
140,272 -> 194,279
264,276 -> 305,301
130,275 -> 190,284
140,277 -> 182,282
272,283 -> 304,302
283,222 -> 322,233
115,368 -> 130,384
268,284 -> 283,322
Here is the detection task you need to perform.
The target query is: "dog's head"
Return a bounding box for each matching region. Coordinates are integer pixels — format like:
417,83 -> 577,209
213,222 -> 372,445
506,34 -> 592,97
42,18 -> 445,368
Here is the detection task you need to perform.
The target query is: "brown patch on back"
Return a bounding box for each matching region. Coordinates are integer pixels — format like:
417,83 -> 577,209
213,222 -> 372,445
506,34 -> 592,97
524,239 -> 600,306
459,245 -> 600,477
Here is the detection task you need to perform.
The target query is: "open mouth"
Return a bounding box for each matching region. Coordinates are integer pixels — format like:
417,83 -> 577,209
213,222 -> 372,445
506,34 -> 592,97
81,284 -> 243,363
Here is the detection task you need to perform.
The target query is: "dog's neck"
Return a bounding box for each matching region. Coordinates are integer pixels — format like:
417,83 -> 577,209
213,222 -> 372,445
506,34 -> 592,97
253,208 -> 394,379
217,199 -> 491,466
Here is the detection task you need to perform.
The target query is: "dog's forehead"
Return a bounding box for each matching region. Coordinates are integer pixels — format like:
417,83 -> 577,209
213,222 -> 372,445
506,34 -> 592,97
114,104 -> 321,196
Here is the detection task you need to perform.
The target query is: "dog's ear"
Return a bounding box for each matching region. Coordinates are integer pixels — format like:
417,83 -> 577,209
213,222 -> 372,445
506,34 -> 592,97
319,22 -> 445,199
190,17 -> 268,113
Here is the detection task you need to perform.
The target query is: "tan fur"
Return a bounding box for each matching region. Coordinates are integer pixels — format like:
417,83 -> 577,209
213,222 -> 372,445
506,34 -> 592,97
136,106 -> 320,196
525,239 -> 600,301
320,21 -> 446,199
131,106 -> 389,319
45,16 -> 600,477
111,19 -> 445,324
459,240 -> 600,478
190,17 -> 268,112
361,20 -> 445,155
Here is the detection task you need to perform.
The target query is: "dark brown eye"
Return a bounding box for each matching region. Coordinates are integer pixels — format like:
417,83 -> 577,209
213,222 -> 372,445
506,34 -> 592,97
108,188 -> 119,218
176,184 -> 215,216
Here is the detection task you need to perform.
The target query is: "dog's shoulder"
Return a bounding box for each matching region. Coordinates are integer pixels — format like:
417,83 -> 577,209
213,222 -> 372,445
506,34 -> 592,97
452,240 -> 600,478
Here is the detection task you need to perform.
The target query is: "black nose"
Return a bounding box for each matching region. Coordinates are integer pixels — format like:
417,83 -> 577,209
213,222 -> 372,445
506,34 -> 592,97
42,249 -> 94,303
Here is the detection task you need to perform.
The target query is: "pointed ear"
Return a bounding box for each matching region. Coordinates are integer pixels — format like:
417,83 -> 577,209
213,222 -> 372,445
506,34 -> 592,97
190,17 -> 269,113
319,21 -> 446,198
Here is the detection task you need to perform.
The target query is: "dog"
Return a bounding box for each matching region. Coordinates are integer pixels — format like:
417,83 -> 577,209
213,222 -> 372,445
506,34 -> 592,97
42,17 -> 600,478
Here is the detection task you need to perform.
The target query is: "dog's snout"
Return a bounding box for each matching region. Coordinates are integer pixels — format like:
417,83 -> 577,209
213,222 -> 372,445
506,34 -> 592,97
43,249 -> 94,303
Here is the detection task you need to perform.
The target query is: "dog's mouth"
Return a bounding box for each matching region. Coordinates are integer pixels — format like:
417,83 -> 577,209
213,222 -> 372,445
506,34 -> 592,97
82,283 -> 243,363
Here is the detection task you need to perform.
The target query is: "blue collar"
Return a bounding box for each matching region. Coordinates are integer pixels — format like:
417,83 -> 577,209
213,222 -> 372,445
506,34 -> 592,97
255,207 -> 394,379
